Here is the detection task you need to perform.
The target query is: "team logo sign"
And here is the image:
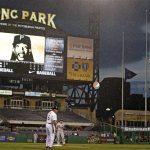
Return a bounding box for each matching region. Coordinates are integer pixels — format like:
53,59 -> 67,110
82,63 -> 88,71
72,62 -> 80,71
67,58 -> 93,81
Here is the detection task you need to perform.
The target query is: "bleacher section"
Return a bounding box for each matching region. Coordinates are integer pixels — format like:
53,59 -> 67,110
0,108 -> 94,127
0,108 -> 120,144
36,110 -> 94,126
0,108 -> 44,121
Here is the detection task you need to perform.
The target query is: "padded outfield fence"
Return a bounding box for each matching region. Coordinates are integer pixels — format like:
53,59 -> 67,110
1,123 -> 150,144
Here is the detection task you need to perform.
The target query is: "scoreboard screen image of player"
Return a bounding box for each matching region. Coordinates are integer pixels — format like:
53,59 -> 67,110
0,32 -> 65,80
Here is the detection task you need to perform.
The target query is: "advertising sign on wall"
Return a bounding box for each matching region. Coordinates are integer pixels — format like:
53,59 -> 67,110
67,36 -> 94,81
67,58 -> 93,81
67,36 -> 93,59
0,133 -> 16,142
0,90 -> 12,95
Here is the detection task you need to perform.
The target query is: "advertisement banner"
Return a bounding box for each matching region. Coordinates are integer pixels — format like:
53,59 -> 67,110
0,133 -> 16,142
67,36 -> 93,59
67,58 -> 93,81
0,90 -> 12,95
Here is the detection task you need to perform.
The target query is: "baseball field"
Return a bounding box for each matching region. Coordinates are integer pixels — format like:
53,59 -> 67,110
0,143 -> 150,150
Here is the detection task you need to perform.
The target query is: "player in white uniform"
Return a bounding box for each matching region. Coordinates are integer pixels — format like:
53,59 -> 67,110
46,106 -> 58,149
56,119 -> 65,145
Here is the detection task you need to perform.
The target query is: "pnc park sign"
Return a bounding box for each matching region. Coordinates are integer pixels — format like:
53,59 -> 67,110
0,8 -> 56,29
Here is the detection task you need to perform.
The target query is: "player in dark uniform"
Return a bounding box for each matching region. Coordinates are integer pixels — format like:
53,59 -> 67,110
8,34 -> 34,74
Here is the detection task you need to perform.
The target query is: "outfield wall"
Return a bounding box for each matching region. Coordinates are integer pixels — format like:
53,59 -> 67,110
0,133 -> 88,143
0,132 -> 117,144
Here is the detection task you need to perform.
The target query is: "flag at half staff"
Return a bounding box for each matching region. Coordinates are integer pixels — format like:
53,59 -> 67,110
125,68 -> 137,80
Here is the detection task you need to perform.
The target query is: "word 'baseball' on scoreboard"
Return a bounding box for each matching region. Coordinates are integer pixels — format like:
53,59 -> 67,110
0,8 -> 56,29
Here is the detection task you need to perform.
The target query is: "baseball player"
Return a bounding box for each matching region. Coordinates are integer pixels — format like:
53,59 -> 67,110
11,34 -> 34,62
56,119 -> 65,145
46,106 -> 58,149
8,34 -> 34,74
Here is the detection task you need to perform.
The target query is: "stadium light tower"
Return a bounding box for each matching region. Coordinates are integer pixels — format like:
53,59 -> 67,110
89,1 -> 100,111
65,1 -> 100,113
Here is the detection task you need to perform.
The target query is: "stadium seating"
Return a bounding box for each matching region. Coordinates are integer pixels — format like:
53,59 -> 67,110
0,108 -> 92,127
0,108 -> 45,121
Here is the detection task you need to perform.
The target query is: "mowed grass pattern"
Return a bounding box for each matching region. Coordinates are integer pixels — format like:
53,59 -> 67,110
0,143 -> 150,150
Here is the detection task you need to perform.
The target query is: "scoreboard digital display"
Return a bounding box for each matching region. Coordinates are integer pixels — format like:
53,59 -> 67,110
0,32 -> 65,80
0,6 -> 66,80
44,37 -> 64,73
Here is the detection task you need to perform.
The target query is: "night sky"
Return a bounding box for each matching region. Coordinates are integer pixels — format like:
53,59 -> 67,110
0,0 -> 150,95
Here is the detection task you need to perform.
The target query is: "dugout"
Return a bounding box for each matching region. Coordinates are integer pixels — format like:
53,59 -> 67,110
120,127 -> 150,144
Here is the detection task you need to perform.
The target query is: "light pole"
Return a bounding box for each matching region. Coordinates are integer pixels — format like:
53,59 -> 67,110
144,9 -> 148,127
121,32 -> 125,127
106,107 -> 111,123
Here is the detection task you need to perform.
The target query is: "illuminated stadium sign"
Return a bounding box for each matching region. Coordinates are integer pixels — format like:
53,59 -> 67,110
0,90 -> 12,95
0,8 -> 56,29
0,7 -> 65,80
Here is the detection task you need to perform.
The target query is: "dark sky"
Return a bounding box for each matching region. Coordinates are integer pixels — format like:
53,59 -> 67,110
99,0 -> 150,68
0,0 -> 150,82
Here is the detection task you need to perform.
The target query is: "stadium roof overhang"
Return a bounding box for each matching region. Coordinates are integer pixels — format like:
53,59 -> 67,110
8,120 -> 94,127
64,122 -> 94,127
8,120 -> 45,125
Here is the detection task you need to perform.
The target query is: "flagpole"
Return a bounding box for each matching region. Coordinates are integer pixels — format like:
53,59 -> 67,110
121,32 -> 125,127
144,9 -> 148,127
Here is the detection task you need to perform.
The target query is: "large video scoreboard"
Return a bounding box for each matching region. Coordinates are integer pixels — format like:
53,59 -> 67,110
0,7 -> 66,80
0,6 -> 94,82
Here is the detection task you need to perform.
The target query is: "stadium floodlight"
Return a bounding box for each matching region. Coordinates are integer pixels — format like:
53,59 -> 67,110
106,108 -> 111,111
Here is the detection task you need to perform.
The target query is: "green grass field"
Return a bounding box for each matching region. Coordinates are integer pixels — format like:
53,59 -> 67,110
0,143 -> 150,150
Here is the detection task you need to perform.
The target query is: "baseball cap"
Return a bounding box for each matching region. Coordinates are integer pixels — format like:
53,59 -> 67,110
52,106 -> 58,110
13,34 -> 31,49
